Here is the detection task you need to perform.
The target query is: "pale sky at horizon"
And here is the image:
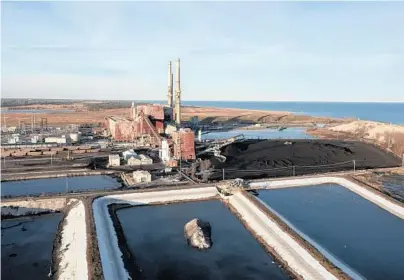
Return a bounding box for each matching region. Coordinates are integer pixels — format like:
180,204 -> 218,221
1,1 -> 403,102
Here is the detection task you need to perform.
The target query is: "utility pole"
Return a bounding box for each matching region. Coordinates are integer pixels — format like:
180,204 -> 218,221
353,160 -> 356,174
65,177 -> 69,193
292,166 -> 296,176
222,169 -> 225,180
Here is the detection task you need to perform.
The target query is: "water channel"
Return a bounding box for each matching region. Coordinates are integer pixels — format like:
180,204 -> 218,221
202,127 -> 313,140
257,184 -> 404,280
116,200 -> 289,280
1,213 -> 63,280
1,175 -> 121,197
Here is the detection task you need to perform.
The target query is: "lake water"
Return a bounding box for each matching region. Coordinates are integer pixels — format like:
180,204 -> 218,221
1,213 -> 63,280
184,101 -> 404,125
202,127 -> 313,140
257,184 -> 404,280
1,175 -> 120,197
140,100 -> 404,124
117,200 -> 289,280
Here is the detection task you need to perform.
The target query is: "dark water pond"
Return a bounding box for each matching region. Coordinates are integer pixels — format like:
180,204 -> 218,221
117,200 -> 289,280
258,184 -> 404,280
1,175 -> 120,197
203,127 -> 313,140
1,213 -> 63,280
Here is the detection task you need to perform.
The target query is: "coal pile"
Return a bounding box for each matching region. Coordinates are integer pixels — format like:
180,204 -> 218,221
208,140 -> 400,180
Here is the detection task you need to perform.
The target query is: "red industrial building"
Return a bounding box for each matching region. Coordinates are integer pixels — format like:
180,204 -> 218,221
105,104 -> 168,143
172,128 -> 196,160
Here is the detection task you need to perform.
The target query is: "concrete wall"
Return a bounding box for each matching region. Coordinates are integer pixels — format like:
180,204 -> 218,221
1,197 -> 68,217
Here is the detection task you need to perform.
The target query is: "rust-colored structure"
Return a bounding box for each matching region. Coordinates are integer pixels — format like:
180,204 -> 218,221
105,104 -> 168,144
136,104 -> 165,120
172,128 -> 196,160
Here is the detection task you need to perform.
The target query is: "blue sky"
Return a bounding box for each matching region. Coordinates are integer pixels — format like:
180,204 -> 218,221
1,1 -> 403,101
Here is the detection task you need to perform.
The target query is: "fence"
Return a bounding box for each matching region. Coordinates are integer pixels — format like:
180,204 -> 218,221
210,160 -> 363,181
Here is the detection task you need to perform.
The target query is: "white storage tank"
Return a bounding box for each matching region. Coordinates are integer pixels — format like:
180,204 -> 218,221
69,132 -> 81,143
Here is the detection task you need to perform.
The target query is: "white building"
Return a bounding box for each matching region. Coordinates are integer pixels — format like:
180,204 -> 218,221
127,154 -> 153,166
109,154 -> 120,167
45,136 -> 67,144
132,170 -> 151,183
122,149 -> 137,161
8,135 -> 20,144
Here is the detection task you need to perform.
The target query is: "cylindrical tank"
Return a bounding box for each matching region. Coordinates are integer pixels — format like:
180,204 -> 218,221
69,133 -> 81,143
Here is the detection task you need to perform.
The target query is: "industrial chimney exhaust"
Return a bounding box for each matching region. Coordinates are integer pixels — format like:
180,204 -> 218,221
168,61 -> 173,108
175,58 -> 181,126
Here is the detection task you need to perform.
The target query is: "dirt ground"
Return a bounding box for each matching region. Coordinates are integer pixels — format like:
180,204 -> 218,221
1,104 -> 341,126
206,139 -> 401,180
353,171 -> 404,203
308,123 -> 404,158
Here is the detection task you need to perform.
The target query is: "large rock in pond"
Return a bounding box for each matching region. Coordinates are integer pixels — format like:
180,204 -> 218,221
184,218 -> 212,249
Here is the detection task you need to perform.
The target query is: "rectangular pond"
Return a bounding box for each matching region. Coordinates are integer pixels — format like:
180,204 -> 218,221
202,127 -> 313,140
1,213 -> 63,280
116,200 -> 290,280
257,184 -> 404,280
1,175 -> 121,197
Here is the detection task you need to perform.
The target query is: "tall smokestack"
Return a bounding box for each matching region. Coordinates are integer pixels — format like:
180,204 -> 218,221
175,58 -> 181,126
167,61 -> 173,108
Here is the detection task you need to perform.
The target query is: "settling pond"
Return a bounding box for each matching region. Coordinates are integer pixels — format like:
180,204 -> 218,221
257,184 -> 404,280
202,127 -> 313,140
116,200 -> 289,280
1,213 -> 63,280
1,175 -> 121,197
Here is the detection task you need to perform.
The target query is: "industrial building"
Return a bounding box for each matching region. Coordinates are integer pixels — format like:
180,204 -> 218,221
127,154 -> 153,166
132,170 -> 152,183
108,155 -> 120,167
104,58 -> 196,165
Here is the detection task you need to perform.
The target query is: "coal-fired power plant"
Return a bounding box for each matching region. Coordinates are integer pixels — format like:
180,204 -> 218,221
104,58 -> 195,165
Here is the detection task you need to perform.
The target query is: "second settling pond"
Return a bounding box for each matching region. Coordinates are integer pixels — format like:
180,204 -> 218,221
116,200 -> 290,280
257,184 -> 404,280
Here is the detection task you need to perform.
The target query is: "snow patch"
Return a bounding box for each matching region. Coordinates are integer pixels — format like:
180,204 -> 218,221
57,200 -> 88,280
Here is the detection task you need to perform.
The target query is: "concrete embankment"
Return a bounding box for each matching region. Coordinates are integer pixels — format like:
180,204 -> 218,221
55,200 -> 88,280
1,197 -> 68,217
92,188 -> 218,280
227,192 -> 338,280
1,169 -> 118,182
